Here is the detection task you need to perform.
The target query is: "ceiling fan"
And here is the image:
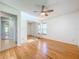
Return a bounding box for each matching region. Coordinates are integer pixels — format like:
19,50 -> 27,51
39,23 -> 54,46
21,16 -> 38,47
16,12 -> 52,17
34,5 -> 54,16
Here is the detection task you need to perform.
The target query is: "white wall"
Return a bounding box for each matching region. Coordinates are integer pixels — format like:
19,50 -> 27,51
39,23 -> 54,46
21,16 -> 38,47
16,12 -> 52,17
27,23 -> 31,35
45,11 -> 79,46
19,15 -> 27,44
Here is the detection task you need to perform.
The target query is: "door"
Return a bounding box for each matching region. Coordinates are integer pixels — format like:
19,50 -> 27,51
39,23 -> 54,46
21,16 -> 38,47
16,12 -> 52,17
0,12 -> 17,51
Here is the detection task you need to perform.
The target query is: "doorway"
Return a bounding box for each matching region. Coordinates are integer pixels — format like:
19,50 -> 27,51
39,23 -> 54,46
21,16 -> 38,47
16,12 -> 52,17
0,12 -> 17,51
27,22 -> 38,40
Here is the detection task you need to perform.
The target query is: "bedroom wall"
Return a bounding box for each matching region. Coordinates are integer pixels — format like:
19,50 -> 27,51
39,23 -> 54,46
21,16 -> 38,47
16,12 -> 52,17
45,11 -> 79,46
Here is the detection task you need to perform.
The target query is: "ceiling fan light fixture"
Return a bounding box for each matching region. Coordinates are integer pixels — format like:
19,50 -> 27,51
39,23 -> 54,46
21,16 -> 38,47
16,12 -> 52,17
41,12 -> 45,16
33,5 -> 54,16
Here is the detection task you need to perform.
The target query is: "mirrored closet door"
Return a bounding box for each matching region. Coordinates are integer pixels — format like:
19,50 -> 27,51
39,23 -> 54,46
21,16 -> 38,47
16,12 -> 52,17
0,11 -> 17,51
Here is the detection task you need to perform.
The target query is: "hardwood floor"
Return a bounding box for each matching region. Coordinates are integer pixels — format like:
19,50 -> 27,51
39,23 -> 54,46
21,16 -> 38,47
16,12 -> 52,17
0,39 -> 79,59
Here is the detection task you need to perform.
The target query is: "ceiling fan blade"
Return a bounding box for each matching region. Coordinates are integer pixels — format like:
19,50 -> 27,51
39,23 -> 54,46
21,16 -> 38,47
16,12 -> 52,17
46,10 -> 54,12
33,11 -> 40,12
41,5 -> 45,12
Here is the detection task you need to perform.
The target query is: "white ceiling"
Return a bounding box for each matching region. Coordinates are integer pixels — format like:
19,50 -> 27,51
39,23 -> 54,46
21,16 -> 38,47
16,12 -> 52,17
0,0 -> 79,19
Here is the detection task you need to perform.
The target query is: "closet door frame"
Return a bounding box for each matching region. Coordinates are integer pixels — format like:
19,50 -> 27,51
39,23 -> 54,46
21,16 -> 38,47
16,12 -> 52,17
0,16 -> 1,40
0,11 -> 17,44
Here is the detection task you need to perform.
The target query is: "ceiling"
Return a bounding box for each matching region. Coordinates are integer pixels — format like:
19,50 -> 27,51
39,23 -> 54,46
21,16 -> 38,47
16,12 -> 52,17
0,0 -> 79,19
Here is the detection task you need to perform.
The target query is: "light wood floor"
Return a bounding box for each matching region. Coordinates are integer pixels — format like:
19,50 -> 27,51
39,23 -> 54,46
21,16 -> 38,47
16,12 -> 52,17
0,39 -> 79,59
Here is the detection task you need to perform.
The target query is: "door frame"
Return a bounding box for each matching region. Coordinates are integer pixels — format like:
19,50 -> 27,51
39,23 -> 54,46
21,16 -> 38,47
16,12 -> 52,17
0,11 -> 17,44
